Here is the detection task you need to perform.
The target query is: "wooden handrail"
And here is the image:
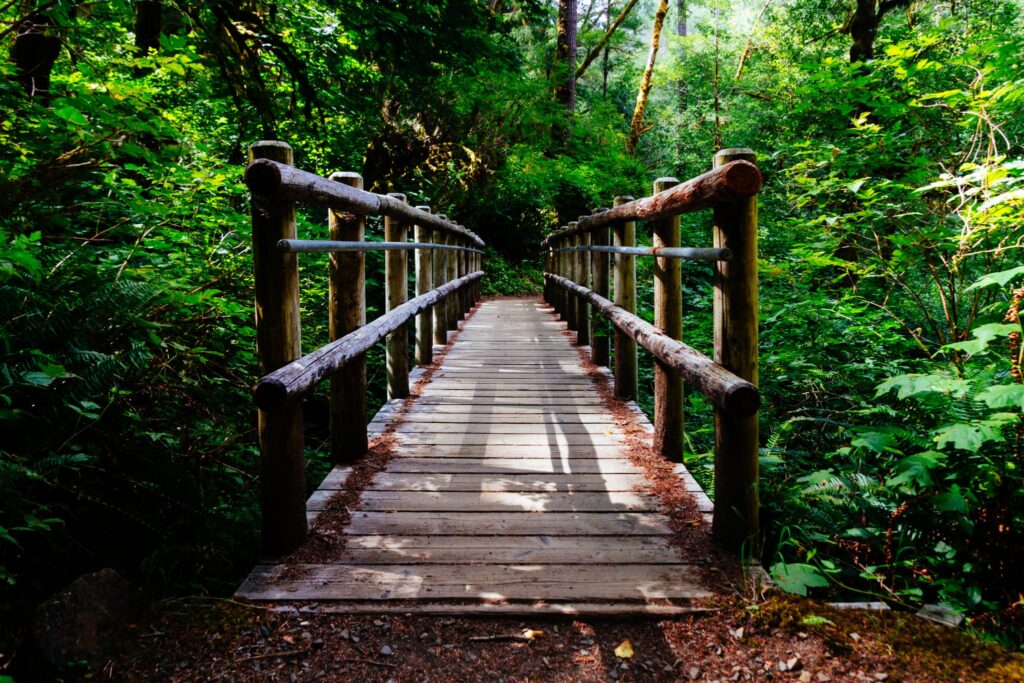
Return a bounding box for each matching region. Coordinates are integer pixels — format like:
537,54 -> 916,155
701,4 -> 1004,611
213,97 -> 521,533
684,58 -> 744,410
544,274 -> 758,417
246,158 -> 485,247
542,148 -> 761,554
545,160 -> 761,238
248,140 -> 485,555
255,271 -> 484,410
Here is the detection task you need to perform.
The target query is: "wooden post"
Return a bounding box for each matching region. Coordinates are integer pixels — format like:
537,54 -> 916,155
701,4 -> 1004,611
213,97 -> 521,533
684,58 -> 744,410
385,193 -> 409,400
577,225 -> 591,347
250,140 -> 306,556
566,222 -> 579,331
328,172 -> 367,464
543,242 -> 551,306
414,206 -> 433,366
457,239 -> 467,321
433,228 -> 448,346
554,234 -> 566,321
612,196 -> 638,401
445,230 -> 458,332
591,210 -> 611,367
712,148 -> 760,552
652,177 -> 683,461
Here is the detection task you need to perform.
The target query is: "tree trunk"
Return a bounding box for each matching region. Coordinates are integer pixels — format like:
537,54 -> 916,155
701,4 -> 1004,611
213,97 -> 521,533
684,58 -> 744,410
10,13 -> 61,104
676,0 -> 687,112
134,1 -> 162,55
626,0 -> 670,156
554,0 -> 578,113
844,0 -> 911,64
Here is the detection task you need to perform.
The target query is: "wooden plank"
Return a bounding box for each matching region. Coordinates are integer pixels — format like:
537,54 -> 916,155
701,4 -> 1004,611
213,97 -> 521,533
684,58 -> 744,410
324,490 -> 658,513
353,472 -> 649,492
387,414 -> 614,424
393,433 -> 624,446
344,511 -> 672,536
413,397 -> 607,406
391,422 -> 624,434
237,563 -> 709,601
334,535 -> 683,564
391,445 -> 628,458
384,458 -> 642,474
270,603 -> 712,617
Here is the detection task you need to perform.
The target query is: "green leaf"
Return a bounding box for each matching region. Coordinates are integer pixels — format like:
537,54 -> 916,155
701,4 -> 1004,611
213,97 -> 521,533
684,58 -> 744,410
54,105 -> 88,126
770,562 -> 830,596
976,384 -> 1024,410
943,324 -> 1019,355
876,373 -> 969,399
800,615 -> 835,627
886,451 -> 946,490
933,422 -> 1004,452
965,266 -> 1024,291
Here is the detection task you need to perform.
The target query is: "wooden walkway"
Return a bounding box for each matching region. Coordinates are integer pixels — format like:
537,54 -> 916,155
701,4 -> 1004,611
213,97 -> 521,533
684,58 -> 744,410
238,298 -> 713,616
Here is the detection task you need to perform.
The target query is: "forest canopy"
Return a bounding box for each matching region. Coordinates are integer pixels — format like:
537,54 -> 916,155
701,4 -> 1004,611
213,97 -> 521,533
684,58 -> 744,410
1,0 -> 1023,659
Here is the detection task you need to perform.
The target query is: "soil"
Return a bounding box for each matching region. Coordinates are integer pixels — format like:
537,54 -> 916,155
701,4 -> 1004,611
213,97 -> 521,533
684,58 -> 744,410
101,594 -> 1024,682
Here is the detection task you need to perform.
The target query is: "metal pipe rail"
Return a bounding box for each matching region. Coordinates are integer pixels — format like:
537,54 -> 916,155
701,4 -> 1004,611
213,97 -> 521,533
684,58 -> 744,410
278,239 -> 485,254
550,245 -> 731,261
542,148 -> 760,554
247,140 -> 485,556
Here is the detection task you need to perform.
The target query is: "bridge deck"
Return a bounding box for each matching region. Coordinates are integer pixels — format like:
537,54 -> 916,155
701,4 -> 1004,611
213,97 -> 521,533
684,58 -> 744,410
238,298 -> 715,615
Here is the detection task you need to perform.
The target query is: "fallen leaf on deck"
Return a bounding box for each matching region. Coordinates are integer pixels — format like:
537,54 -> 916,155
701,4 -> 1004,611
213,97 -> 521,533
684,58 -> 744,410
614,639 -> 634,659
522,629 -> 544,640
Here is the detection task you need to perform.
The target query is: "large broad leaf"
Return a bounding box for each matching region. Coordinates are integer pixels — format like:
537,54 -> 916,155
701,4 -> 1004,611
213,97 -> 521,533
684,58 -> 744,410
943,323 -> 1020,355
886,451 -> 946,490
933,422 -> 1004,452
965,265 -> 1024,291
876,373 -> 969,399
976,384 -> 1024,410
770,562 -> 830,596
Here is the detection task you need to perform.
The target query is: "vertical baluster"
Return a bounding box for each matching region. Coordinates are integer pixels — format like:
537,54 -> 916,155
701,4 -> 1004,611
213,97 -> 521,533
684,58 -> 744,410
328,172 -> 367,464
712,148 -> 760,552
591,209 -> 611,367
250,140 -> 306,555
433,227 -> 448,347
414,206 -> 433,366
612,196 -> 637,401
652,177 -> 683,461
385,193 -> 409,399
577,224 -> 591,347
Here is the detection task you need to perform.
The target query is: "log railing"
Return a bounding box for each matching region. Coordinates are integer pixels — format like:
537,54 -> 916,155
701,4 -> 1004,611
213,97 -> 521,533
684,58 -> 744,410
247,140 -> 485,555
541,148 -> 761,551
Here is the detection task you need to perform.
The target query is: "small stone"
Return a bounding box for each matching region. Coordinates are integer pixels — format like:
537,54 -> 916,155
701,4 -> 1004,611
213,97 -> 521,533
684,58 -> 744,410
689,665 -> 703,680
380,645 -> 394,657
873,675 -> 888,681
373,619 -> 385,627
338,629 -> 350,640
301,631 -> 312,640
817,674 -> 832,682
799,673 -> 813,683
849,632 -> 861,642
787,656 -> 802,672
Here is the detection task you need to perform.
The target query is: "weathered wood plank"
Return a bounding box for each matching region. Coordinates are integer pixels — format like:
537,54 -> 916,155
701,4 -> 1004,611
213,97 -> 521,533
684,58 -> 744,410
270,603 -> 710,617
351,472 -> 649,492
331,490 -> 659,512
238,563 -> 709,601
344,511 -> 672,536
391,422 -> 624,434
383,458 -> 642,474
336,535 -> 683,564
391,445 -> 629,458
393,433 -> 624,446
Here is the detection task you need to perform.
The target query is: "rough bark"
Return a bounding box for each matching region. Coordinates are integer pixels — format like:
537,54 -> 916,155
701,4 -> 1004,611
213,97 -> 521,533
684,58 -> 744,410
626,0 -> 670,156
134,0 -> 162,55
554,0 -> 578,113
843,0 -> 912,63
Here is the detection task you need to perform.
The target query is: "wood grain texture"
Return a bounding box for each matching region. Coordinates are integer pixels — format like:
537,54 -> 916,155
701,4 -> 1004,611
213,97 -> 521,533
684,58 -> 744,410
239,299 -> 716,614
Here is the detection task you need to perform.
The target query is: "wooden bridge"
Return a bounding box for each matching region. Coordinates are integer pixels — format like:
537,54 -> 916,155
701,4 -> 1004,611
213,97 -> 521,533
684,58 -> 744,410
236,141 -> 762,615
